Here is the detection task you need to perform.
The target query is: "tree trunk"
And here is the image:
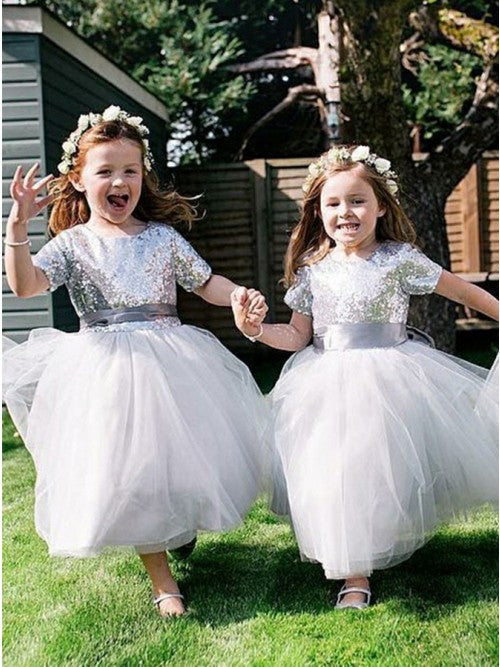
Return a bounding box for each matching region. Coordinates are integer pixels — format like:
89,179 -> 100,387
403,176 -> 456,351
333,0 -> 460,351
317,10 -> 342,144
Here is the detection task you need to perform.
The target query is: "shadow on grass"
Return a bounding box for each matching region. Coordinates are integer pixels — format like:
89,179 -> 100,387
372,527 -> 498,618
2,410 -> 24,454
37,521 -> 498,664
154,525 -> 497,626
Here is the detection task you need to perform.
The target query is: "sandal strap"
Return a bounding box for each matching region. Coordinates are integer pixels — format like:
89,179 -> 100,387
337,586 -> 371,604
153,592 -> 184,606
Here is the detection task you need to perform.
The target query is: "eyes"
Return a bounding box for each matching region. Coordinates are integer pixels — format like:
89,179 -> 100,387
96,168 -> 140,176
326,198 -> 365,207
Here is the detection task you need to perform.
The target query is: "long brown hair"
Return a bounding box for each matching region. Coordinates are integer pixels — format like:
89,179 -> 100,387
284,153 -> 417,287
48,120 -> 198,235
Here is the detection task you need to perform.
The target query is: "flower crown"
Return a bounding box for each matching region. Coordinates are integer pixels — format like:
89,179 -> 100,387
57,105 -> 154,175
302,145 -> 399,197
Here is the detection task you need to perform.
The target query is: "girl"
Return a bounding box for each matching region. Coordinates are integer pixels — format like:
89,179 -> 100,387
3,106 -> 269,618
231,145 -> 499,610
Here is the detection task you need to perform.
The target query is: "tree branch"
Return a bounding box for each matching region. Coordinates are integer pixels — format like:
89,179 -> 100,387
408,6 -> 498,61
235,84 -> 324,160
426,58 -> 498,198
228,47 -> 319,80
400,32 -> 427,75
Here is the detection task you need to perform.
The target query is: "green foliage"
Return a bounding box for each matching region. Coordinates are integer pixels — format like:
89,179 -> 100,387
31,0 -> 255,163
402,44 -> 482,141
31,1 -> 495,160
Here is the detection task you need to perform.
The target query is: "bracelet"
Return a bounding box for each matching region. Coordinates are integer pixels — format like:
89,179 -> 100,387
4,238 -> 31,247
243,324 -> 264,343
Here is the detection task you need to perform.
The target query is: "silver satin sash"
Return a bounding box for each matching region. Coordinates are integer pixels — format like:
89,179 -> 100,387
80,303 -> 178,329
313,322 -> 408,350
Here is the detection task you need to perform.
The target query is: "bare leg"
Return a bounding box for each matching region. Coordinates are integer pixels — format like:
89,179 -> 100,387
338,576 -> 371,607
139,551 -> 185,617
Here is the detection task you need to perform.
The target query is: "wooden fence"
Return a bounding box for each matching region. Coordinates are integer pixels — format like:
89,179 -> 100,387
445,151 -> 498,279
175,153 -> 499,352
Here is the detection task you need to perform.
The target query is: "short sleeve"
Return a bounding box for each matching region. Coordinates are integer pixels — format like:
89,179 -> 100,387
398,244 -> 442,295
170,228 -> 212,291
32,233 -> 71,292
284,266 -> 313,316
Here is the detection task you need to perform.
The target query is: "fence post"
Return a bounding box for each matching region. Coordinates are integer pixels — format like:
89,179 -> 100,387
462,162 -> 482,273
246,159 -> 275,319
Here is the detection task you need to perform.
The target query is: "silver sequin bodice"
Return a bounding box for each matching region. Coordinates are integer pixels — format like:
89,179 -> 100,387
285,242 -> 442,330
33,223 -> 212,330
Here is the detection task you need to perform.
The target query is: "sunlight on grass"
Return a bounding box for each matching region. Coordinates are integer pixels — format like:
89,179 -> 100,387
3,411 -> 498,666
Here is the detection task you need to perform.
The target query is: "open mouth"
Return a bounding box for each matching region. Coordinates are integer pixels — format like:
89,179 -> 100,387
107,194 -> 129,210
336,222 -> 360,231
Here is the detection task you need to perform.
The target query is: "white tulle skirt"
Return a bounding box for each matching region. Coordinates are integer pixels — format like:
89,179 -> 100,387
3,325 -> 269,557
270,341 -> 498,579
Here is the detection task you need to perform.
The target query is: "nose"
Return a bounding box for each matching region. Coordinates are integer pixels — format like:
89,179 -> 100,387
337,202 -> 352,218
111,175 -> 125,187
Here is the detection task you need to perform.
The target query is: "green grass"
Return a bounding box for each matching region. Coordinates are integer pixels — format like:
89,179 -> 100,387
3,412 -> 498,666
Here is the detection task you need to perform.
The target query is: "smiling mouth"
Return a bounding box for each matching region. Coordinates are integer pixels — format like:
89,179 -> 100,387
107,194 -> 129,210
336,222 -> 360,231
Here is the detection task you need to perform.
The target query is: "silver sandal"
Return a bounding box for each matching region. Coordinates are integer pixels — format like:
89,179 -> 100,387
335,584 -> 371,610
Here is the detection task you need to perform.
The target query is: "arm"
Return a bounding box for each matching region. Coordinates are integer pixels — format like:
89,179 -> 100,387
193,274 -> 239,306
434,270 -> 499,321
231,290 -> 312,351
252,313 -> 313,351
5,164 -> 53,298
194,275 -> 268,327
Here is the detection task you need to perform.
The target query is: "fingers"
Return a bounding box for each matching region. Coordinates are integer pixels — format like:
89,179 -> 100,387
33,173 -> 54,193
248,294 -> 266,313
10,166 -> 23,198
35,193 -> 56,211
23,162 -> 39,188
232,286 -> 268,328
10,164 -> 52,200
231,286 -> 248,306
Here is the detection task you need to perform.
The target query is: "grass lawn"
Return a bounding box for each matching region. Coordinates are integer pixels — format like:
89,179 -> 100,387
3,410 -> 498,667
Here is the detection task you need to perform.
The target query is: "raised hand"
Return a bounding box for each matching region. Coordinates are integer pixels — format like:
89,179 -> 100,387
9,163 -> 54,226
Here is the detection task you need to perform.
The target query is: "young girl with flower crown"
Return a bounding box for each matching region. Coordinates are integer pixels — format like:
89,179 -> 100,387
3,106 -> 269,618
232,144 -> 499,610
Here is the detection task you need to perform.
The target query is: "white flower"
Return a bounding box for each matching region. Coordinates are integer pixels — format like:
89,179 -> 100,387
351,145 -> 370,161
386,179 -> 398,195
144,156 -> 152,172
127,115 -> 143,127
89,112 -> 101,125
62,140 -> 77,155
102,105 -> 122,121
308,162 -> 321,176
374,157 -> 391,174
77,114 -> 90,131
58,160 -> 70,174
327,148 -> 344,163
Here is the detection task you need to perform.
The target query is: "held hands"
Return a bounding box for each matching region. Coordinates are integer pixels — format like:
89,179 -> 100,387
8,163 -> 54,227
231,287 -> 268,338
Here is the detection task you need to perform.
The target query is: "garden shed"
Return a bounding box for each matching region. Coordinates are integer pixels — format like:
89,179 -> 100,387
2,5 -> 168,342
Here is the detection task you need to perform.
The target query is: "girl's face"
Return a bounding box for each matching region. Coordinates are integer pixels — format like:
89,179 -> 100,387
319,169 -> 385,248
72,139 -> 143,226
